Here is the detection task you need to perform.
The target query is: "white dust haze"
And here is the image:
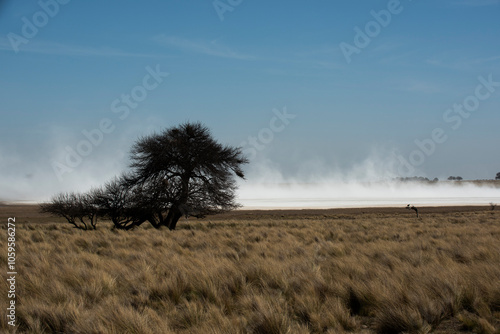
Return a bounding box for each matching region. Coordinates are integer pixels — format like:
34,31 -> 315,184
1,142 -> 499,208
237,157 -> 500,209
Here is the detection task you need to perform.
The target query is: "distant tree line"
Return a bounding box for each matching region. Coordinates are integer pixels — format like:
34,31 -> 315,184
40,122 -> 248,231
396,173 -> 500,182
395,176 -> 439,183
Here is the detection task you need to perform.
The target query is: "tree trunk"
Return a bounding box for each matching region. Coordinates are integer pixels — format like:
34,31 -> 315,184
79,217 -> 88,230
164,205 -> 183,230
89,214 -> 97,229
147,213 -> 161,229
163,176 -> 190,230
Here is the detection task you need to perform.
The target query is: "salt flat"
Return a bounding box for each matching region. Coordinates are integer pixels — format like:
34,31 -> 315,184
238,181 -> 500,209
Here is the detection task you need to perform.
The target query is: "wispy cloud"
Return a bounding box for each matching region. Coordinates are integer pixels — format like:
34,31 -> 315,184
427,54 -> 500,71
293,45 -> 347,70
468,55 -> 500,64
0,38 -> 162,58
396,81 -> 442,94
152,34 -> 255,60
451,0 -> 499,6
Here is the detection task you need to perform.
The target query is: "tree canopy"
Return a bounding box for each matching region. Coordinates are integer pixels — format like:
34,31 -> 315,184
127,122 -> 248,230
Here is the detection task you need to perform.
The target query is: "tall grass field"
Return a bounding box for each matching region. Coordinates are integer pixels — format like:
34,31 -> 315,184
1,206 -> 499,333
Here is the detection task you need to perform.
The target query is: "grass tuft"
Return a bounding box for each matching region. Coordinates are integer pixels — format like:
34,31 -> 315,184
1,207 -> 499,333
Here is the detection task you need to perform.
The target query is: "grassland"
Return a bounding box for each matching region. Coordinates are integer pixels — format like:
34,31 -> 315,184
1,205 -> 499,333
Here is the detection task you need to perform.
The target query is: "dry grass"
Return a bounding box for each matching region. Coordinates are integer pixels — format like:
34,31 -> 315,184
1,206 -> 499,333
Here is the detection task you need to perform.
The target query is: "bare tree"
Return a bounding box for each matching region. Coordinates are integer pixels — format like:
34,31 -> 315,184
40,192 -> 98,230
80,190 -> 99,229
91,176 -> 142,230
127,122 -> 248,230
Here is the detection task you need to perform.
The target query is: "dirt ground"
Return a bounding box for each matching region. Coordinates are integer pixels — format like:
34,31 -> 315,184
0,203 -> 495,225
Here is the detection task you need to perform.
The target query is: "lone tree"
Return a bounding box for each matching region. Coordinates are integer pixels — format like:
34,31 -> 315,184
496,172 -> 500,180
126,122 -> 248,230
41,122 -> 248,231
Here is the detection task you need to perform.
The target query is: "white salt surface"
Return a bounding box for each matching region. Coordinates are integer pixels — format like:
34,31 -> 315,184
237,182 -> 500,209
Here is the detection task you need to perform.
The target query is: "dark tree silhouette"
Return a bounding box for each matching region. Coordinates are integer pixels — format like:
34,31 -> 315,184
127,122 -> 248,230
40,192 -> 98,230
92,176 -> 149,230
496,172 -> 500,180
40,122 -> 248,231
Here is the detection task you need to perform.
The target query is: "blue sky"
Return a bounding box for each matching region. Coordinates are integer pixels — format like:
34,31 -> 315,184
1,0 -> 499,200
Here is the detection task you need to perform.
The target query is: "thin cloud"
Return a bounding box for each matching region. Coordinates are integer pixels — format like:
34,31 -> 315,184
469,55 -> 500,64
396,81 -> 442,94
427,54 -> 500,70
452,0 -> 499,6
153,34 -> 255,60
154,36 -> 344,69
0,38 -> 163,58
293,45 -> 347,70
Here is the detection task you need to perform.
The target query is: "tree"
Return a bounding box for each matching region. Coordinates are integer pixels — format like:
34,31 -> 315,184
93,175 -> 172,230
127,122 -> 248,230
92,176 -> 142,230
496,172 -> 500,180
40,192 -> 98,230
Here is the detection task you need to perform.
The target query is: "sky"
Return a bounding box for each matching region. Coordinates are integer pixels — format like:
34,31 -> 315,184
1,0 -> 500,201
